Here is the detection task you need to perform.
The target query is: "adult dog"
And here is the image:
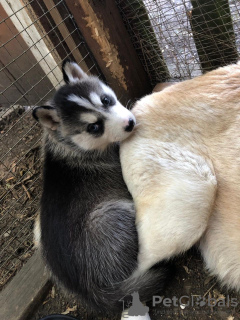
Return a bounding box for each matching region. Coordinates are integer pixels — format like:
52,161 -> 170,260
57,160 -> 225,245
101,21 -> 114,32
121,61 -> 240,290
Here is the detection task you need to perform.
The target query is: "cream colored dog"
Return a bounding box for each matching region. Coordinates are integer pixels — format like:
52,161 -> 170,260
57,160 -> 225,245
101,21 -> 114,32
120,61 -> 240,290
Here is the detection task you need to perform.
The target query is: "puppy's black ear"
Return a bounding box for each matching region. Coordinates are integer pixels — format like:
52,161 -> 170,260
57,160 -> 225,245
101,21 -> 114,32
32,106 -> 60,130
62,59 -> 88,84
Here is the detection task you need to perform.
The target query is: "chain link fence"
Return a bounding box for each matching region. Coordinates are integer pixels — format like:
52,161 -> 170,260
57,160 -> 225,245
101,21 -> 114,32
0,0 -> 101,290
117,0 -> 240,84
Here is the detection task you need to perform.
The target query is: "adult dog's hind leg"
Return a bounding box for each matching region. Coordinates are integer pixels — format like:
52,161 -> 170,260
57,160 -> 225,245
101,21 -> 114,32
121,141 -> 217,275
136,172 -> 216,274
200,206 -> 240,291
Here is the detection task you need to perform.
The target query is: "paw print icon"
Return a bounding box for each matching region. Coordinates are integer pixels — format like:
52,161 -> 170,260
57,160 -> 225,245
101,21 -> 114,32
195,296 -> 206,307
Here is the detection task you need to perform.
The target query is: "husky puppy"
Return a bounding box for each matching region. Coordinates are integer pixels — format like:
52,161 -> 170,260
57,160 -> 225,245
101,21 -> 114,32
120,61 -> 240,290
33,60 -> 170,315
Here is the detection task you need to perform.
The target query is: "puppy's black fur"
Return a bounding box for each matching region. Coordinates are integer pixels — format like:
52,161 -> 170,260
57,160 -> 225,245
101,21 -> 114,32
34,60 -> 172,315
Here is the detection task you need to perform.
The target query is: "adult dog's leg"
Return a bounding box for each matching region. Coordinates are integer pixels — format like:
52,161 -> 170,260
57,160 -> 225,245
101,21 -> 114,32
121,140 -> 217,274
200,204 -> 240,291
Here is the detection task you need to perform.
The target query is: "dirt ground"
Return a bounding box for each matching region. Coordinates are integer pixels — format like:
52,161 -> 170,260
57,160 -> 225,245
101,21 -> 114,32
29,248 -> 240,320
0,107 -> 42,289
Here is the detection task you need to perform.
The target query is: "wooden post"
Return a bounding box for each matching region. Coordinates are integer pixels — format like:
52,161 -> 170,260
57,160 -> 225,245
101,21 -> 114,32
117,0 -> 170,84
0,252 -> 51,320
189,0 -> 238,72
42,0 -> 89,73
64,0 -> 152,103
26,0 -> 100,77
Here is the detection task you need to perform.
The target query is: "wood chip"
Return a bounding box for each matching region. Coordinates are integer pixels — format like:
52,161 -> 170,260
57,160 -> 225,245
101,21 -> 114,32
61,305 -> 77,315
14,174 -> 33,186
106,60 -> 113,68
183,266 -> 190,274
213,288 -> 225,302
50,286 -> 55,299
22,184 -> 31,199
42,299 -> 49,305
203,281 -> 217,297
6,177 -> 14,182
204,275 -> 214,286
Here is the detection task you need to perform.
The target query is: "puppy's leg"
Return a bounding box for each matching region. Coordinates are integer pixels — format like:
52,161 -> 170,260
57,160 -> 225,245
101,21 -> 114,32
34,214 -> 41,248
121,140 -> 217,274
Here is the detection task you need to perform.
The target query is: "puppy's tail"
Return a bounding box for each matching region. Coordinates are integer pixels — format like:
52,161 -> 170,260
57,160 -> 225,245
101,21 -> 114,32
120,263 -> 171,302
100,263 -> 172,314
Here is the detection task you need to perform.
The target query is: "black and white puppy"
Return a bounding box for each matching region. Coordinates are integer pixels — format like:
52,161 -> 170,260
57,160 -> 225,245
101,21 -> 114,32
33,60 -> 170,316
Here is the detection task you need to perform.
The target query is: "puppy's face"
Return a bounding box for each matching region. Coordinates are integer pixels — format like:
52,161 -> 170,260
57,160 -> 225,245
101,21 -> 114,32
33,61 -> 136,151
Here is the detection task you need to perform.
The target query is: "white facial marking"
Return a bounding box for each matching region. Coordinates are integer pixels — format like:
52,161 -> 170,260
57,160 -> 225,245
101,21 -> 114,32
104,101 -> 136,142
80,113 -> 98,123
111,101 -> 136,125
67,94 -> 95,111
71,101 -> 136,151
89,92 -> 102,106
69,89 -> 135,151
100,83 -> 117,100
72,132 -> 109,151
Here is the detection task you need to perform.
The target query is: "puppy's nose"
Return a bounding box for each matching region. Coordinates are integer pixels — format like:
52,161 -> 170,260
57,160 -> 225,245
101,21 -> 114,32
125,118 -> 135,132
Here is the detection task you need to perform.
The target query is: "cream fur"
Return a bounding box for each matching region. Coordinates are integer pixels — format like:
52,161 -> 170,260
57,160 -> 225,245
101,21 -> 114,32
120,61 -> 240,289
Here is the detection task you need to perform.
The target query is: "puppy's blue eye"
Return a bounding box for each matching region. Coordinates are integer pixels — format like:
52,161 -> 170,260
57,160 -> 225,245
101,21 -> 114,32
101,96 -> 111,106
87,123 -> 100,134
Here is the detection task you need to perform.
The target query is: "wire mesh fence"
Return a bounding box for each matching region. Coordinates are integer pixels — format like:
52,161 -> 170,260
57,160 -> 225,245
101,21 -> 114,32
0,0 -> 101,290
1,0 -> 240,294
117,0 -> 240,84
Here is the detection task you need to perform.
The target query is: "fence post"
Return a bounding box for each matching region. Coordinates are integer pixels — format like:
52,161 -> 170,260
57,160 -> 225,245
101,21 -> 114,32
64,0 -> 152,103
189,0 -> 238,72
117,0 -> 170,84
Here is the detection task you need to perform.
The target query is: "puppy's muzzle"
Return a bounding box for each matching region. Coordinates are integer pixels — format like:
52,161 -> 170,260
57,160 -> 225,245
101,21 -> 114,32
125,118 -> 135,132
